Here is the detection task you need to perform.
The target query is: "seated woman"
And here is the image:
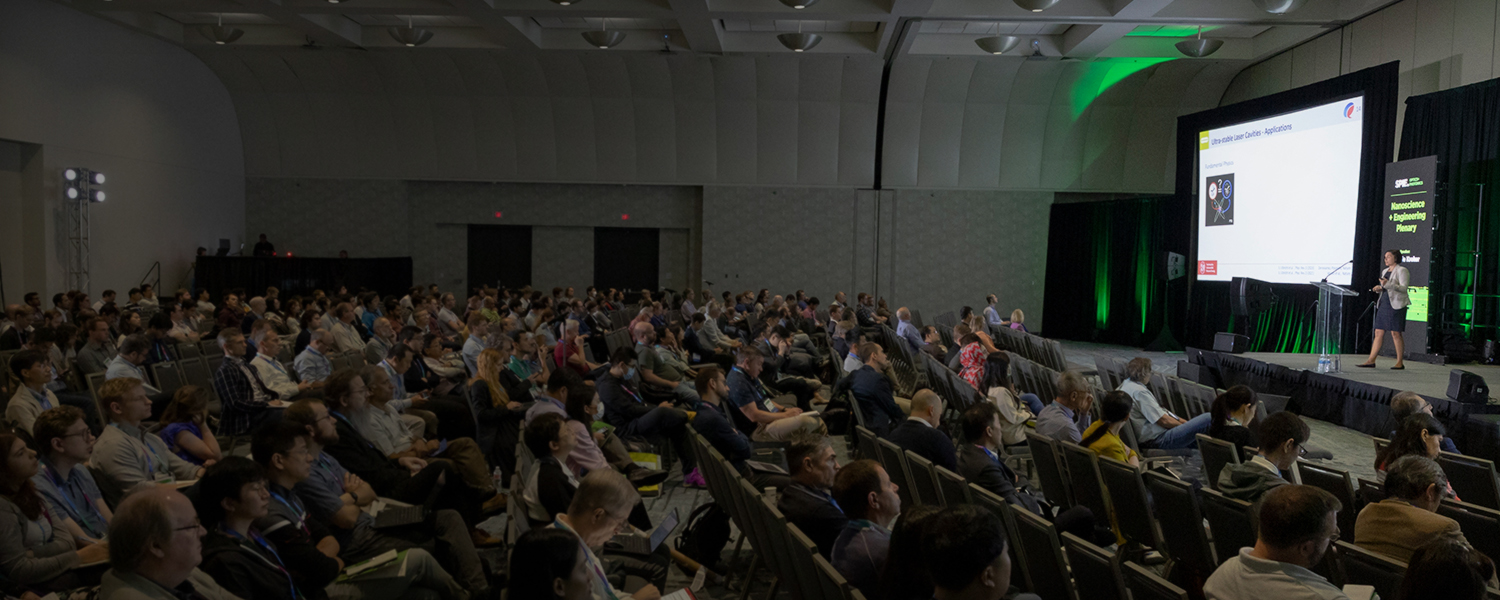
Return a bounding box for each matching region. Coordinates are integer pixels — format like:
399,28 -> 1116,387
1208,385 -> 1258,453
520,413 -> 579,529
956,333 -> 986,389
469,347 -> 530,482
0,433 -> 110,594
976,352 -> 1043,447
1080,391 -> 1141,468
1008,309 -> 1028,332
1377,414 -> 1459,499
157,385 -> 223,466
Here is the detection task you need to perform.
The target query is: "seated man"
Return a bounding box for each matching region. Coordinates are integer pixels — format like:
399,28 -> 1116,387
830,459 -> 901,599
251,421 -> 472,599
74,316 -> 116,375
212,328 -> 283,436
959,402 -> 1043,515
1120,357 -> 1209,450
726,346 -> 824,442
596,348 -> 699,483
1354,455 -> 1469,562
461,313 -> 489,376
846,342 -> 907,437
31,406 -> 112,545
778,434 -> 846,557
293,329 -> 335,386
688,366 -> 786,489
330,303 -> 366,354
1035,370 -> 1094,444
1204,484 -> 1347,600
98,487 -> 239,600
687,313 -> 735,369
756,326 -> 823,410
364,316 -> 396,366
527,372 -> 668,487
550,470 -> 665,600
632,322 -> 699,404
918,326 -> 947,363
6,350 -> 67,435
923,505 -> 1037,600
282,397 -> 494,586
251,330 -> 316,401
694,307 -> 740,353
91,377 -> 205,489
1219,411 -> 1308,502
380,344 -> 474,442
895,307 -> 924,354
1390,391 -> 1459,453
885,389 -> 957,471
106,333 -> 166,405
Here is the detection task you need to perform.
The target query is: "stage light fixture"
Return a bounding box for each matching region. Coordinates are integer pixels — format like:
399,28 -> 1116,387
64,168 -> 79,182
62,167 -> 102,202
1175,26 -> 1223,57
1251,0 -> 1308,15
91,172 -> 105,185
389,17 -> 434,47
778,0 -> 819,8
90,189 -> 106,203
1013,0 -> 1059,12
582,20 -> 626,48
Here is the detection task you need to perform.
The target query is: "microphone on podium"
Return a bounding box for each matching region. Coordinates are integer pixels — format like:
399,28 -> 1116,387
1320,259 -> 1353,283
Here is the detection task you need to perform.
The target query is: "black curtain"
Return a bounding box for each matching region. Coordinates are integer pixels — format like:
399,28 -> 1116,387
1398,77 -> 1500,345
1043,196 -> 1189,347
194,256 -> 413,301
594,227 -> 659,292
1174,62 -> 1400,352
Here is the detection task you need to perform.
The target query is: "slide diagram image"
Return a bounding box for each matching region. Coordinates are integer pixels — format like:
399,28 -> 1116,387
1206,174 -> 1235,226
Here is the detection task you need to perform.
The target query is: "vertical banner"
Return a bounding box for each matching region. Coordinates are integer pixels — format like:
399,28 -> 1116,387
1381,156 -> 1437,354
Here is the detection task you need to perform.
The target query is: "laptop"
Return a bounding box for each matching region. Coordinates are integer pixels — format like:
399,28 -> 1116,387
611,508 -> 679,554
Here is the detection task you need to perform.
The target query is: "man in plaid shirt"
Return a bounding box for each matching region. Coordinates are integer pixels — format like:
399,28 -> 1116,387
212,328 -> 283,435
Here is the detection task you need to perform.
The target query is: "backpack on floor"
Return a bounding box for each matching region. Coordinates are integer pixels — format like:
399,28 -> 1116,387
674,502 -> 732,572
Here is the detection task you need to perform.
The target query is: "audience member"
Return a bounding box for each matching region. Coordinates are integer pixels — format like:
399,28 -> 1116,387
194,457 -> 316,600
688,366 -> 784,489
0,432 -> 110,592
1376,413 -> 1447,475
1397,540 -> 1495,600
157,385 -> 224,467
922,504 -> 1031,600
958,402 -> 1043,515
754,325 -> 824,410
30,407 -> 112,545
978,352 -> 1041,446
506,528 -> 593,600
251,330 -> 315,401
885,389 -> 957,471
1355,454 -> 1468,562
1218,411 -> 1308,502
632,322 -> 698,404
1209,385 -> 1259,452
212,328 -> 284,436
1079,391 -> 1140,467
470,346 -> 530,479
1389,391 -> 1459,453
461,313 -> 489,376
330,304 -> 366,354
1203,485 -> 1346,600
895,307 -> 924,354
846,342 -> 907,437
1034,370 -> 1093,443
831,459 -> 902,599
98,487 -> 238,599
6,350 -> 63,435
595,348 -> 698,484
75,316 -> 116,375
550,470 -> 663,600
726,346 -> 823,442
521,413 -> 579,527
982,295 -> 1004,327
559,382 -> 667,487
294,329 -> 336,386
779,434 -> 846,557
92,377 -> 205,489
1121,357 -> 1210,450
877,504 -> 943,600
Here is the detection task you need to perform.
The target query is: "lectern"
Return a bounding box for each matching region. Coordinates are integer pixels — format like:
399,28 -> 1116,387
1312,281 -> 1357,373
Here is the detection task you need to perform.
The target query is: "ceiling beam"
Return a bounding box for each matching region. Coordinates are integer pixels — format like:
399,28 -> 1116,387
666,0 -> 722,53
444,0 -> 543,49
228,0 -> 364,47
1059,0 -> 1172,56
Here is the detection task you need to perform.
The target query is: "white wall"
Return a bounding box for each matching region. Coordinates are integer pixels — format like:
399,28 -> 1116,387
0,0 -> 245,300
1222,0 -> 1500,145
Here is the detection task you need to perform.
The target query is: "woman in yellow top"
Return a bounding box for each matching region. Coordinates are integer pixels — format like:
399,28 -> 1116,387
1079,391 -> 1140,468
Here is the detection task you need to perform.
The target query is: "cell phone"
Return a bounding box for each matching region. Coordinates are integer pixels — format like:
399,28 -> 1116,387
435,439 -> 449,455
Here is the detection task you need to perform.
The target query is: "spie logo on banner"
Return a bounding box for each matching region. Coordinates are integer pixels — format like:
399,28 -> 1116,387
1198,261 -> 1218,276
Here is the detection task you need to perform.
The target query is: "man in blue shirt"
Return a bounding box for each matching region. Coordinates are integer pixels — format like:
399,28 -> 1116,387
32,406 -> 112,544
1035,370 -> 1094,444
726,347 -> 823,442
461,314 -> 489,376
1121,357 -> 1209,450
293,330 -> 335,386
895,307 -> 925,355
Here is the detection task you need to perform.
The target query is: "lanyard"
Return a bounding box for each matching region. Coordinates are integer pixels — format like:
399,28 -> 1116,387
44,464 -> 104,538
329,412 -> 377,451
976,445 -> 999,464
792,484 -> 842,513
113,423 -> 166,477
258,356 -> 286,374
221,527 -> 301,600
29,388 -> 52,410
269,491 -> 310,536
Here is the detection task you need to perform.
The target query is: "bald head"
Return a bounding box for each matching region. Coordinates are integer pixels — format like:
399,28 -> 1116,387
249,297 -> 266,313
111,487 -> 202,580
897,307 -> 911,321
632,321 -> 656,345
911,389 -> 944,425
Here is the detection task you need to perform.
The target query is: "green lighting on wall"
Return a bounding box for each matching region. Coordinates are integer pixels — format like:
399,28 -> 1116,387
1094,210 -> 1111,330
1124,25 -> 1221,38
1070,58 -> 1177,120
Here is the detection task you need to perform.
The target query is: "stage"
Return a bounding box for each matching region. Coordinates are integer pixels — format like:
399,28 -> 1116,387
1240,352 -> 1500,404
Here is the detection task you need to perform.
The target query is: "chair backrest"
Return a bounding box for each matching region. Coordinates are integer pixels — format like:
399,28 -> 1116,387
1062,532 -> 1128,600
86,371 -> 108,403
969,484 -> 1033,593
1058,441 -> 1111,526
935,465 -> 972,506
1437,499 -> 1500,565
1196,434 -> 1242,491
903,450 -> 944,508
1437,453 -> 1500,511
1123,561 -> 1189,600
345,351 -> 367,369
854,426 -> 879,461
1199,488 -> 1257,564
150,361 -> 185,397
1295,461 -> 1358,537
1144,470 -> 1217,572
207,354 -> 224,374
875,438 -> 916,510
812,553 -> 852,600
1011,506 -> 1077,600
1097,456 -> 1162,550
200,339 -> 223,357
1334,540 -> 1407,600
1355,477 -> 1387,509
176,343 -> 201,359
1373,437 -> 1391,459
784,522 -> 825,600
1025,432 -> 1073,509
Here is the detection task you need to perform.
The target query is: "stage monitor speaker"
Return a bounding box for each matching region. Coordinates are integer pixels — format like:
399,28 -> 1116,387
1214,332 -> 1250,354
1447,369 -> 1490,404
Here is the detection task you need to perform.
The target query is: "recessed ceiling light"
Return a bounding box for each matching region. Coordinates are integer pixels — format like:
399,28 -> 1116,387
1251,0 -> 1308,15
1013,0 -> 1059,12
975,35 -> 1019,55
778,32 -> 821,52
778,0 -> 819,8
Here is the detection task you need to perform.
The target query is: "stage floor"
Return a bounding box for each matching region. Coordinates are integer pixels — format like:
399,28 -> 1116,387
1242,352 -> 1500,403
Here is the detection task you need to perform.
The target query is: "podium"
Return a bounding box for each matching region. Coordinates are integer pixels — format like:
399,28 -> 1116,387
1312,281 -> 1357,373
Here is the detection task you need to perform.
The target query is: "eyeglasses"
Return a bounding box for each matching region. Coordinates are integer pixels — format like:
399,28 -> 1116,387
61,430 -> 93,440
175,518 -> 204,532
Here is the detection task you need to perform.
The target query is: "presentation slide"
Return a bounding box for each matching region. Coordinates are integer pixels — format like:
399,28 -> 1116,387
1196,96 -> 1364,285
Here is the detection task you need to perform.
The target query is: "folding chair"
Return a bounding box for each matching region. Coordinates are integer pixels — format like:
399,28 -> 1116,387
1098,456 -> 1164,551
854,426 -> 879,462
1144,470 -> 1217,573
1025,432 -> 1073,510
1199,488 -> 1256,564
1123,561 -> 1189,600
812,554 -> 852,600
200,339 -> 223,357
1438,452 -> 1500,511
875,439 -> 916,510
1011,507 -> 1078,600
150,361 -> 186,397
1058,441 -> 1112,528
904,450 -> 945,507
1062,532 -> 1128,600
1196,434 -> 1242,491
1334,541 -> 1407,600
969,484 -> 1033,593
1295,461 -> 1358,538
1437,499 -> 1500,564
935,465 -> 972,506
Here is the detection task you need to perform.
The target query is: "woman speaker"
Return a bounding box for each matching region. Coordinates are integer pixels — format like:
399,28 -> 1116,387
1357,249 -> 1410,370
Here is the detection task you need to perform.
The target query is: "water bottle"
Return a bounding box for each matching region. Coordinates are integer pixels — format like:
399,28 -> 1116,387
763,487 -> 778,505
1318,355 -> 1330,373
492,466 -> 504,490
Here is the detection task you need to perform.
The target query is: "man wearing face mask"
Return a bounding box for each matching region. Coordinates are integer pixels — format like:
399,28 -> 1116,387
595,349 -> 698,486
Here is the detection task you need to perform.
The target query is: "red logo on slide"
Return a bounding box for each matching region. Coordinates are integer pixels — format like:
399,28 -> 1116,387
1198,261 -> 1217,275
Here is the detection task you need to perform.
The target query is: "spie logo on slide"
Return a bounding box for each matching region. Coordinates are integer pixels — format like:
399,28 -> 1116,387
1344,102 -> 1358,118
1205,174 -> 1235,227
1199,261 -> 1218,276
